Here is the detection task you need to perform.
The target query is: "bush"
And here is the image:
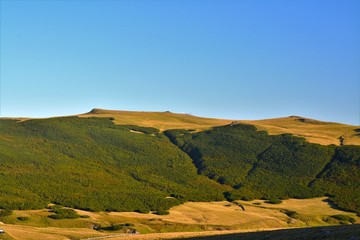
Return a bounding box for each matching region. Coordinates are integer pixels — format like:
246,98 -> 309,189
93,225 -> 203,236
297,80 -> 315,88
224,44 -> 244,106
98,223 -> 134,231
265,199 -> 283,204
330,214 -> 356,224
134,209 -> 149,214
154,210 -> 169,215
17,216 -> 29,221
281,209 -> 300,219
0,209 -> 12,217
49,208 -> 80,219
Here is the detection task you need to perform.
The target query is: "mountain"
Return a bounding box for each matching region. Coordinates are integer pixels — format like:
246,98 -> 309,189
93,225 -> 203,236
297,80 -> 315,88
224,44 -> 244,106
0,109 -> 359,215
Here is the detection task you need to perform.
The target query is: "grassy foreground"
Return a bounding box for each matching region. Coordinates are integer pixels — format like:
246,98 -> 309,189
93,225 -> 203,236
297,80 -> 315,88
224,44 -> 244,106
0,198 -> 359,240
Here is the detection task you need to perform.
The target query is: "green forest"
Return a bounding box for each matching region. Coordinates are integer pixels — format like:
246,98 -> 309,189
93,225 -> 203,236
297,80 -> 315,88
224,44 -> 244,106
165,124 -> 360,214
0,117 -> 226,212
0,117 -> 359,215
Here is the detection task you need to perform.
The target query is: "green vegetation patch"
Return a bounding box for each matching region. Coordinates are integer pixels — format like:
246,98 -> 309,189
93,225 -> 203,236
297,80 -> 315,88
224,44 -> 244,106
323,214 -> 357,224
165,123 -> 360,213
48,207 -> 81,219
1,117 -> 359,215
0,117 -> 227,212
265,199 -> 283,204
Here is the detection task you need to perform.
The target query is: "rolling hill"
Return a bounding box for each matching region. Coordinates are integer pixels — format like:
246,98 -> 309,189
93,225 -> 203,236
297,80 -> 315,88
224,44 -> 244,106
0,109 -> 359,215
0,117 -> 226,212
80,108 -> 360,146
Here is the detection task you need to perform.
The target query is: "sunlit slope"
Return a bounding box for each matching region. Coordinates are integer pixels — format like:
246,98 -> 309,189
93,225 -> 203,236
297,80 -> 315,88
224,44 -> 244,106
241,116 -> 360,146
1,198 -> 359,240
80,108 -> 233,132
80,109 -> 360,146
0,117 -> 227,212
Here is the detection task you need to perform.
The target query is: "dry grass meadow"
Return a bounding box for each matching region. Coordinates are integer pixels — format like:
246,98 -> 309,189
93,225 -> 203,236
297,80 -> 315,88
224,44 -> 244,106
1,198 -> 359,240
80,109 -> 360,146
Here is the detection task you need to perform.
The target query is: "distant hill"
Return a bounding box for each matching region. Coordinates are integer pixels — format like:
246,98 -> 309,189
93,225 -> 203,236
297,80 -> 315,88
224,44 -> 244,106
241,116 -> 360,146
0,109 -> 359,215
80,108 -> 233,132
80,108 -> 360,146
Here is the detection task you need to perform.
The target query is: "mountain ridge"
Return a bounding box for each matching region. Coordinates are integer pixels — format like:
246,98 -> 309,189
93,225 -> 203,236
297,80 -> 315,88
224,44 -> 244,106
2,108 -> 359,146
81,108 -> 360,146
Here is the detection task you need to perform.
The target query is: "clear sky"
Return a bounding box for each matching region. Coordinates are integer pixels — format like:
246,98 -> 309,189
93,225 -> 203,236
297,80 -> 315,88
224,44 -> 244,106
1,0 -> 359,125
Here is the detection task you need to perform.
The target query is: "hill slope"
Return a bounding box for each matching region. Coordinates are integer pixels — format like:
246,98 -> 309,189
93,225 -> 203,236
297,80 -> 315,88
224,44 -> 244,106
164,124 -> 360,214
0,110 -> 359,215
0,117 -> 227,211
80,108 -> 233,132
241,116 -> 360,146
80,109 -> 360,146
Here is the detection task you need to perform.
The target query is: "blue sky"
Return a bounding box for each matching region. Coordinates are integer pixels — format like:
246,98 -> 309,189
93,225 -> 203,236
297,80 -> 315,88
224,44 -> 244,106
1,0 -> 359,125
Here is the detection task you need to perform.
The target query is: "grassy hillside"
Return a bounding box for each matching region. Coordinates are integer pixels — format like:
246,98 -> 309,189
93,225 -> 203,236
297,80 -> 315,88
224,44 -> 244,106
165,124 -> 360,213
79,109 -> 360,146
80,108 -> 233,132
0,117 -> 227,212
241,116 -> 360,146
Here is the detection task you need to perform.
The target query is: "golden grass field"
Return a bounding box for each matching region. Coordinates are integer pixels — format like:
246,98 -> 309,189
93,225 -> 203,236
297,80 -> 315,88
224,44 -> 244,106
241,116 -> 360,145
80,108 -> 233,132
1,198 -> 358,240
80,109 -> 360,146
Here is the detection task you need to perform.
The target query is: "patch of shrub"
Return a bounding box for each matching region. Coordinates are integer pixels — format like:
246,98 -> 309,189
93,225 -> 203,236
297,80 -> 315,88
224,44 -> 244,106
280,209 -> 300,219
154,210 -> 169,215
134,209 -> 149,214
17,216 -> 29,221
49,208 -> 80,219
265,199 -> 283,204
330,214 -> 356,224
98,223 -> 134,231
0,209 -> 12,217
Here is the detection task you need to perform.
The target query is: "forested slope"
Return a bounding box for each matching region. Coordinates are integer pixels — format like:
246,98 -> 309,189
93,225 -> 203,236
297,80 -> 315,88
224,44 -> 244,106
0,117 -> 359,215
165,124 -> 360,214
0,117 -> 227,212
